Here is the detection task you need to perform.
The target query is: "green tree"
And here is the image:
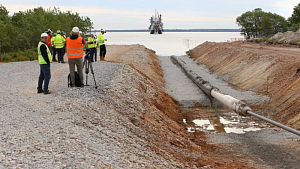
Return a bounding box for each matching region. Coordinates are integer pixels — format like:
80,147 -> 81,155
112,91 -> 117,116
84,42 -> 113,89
236,8 -> 288,38
288,3 -> 300,27
0,5 -> 17,52
8,6 -> 93,52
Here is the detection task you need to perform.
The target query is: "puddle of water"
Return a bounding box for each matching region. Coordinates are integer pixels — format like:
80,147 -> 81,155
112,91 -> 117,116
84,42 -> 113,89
184,116 -> 262,134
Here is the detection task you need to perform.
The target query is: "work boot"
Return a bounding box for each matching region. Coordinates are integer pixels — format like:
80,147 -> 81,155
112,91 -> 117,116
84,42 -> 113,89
61,61 -> 66,63
37,88 -> 44,93
100,56 -> 104,61
44,90 -> 51,95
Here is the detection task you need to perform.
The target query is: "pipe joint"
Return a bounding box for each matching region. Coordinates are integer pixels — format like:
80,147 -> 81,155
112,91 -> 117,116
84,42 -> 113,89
236,101 -> 251,116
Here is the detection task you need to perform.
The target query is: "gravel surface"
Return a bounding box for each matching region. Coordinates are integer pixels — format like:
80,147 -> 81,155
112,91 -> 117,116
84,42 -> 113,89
0,59 -> 184,168
158,56 -> 211,107
206,129 -> 300,169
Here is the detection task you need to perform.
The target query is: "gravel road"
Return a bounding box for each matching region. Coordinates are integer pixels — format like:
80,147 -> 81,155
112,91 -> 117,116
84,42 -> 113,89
0,57 -> 185,168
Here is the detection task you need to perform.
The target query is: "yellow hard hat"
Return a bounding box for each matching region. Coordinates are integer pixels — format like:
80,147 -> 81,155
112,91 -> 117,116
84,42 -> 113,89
57,30 -> 61,33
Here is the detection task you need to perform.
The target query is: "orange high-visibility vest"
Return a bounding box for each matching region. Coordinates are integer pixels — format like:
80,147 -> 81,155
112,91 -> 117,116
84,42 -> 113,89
66,37 -> 84,59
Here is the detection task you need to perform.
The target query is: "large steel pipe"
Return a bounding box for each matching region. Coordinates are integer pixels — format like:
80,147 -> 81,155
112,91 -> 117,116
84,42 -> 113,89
170,56 -> 213,98
246,111 -> 300,136
211,89 -> 250,116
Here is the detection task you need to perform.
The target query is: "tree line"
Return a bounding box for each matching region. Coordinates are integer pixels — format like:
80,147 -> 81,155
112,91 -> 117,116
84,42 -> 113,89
236,3 -> 300,38
0,5 -> 93,53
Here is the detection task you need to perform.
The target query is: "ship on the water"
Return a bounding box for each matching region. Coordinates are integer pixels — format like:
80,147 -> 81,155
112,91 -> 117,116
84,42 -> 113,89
149,10 -> 164,34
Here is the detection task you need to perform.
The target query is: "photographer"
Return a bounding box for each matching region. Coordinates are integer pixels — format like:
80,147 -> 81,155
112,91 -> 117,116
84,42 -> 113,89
66,27 -> 86,87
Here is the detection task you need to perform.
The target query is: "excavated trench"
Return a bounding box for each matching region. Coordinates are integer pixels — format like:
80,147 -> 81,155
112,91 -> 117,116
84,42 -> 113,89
159,53 -> 300,168
159,55 -> 272,134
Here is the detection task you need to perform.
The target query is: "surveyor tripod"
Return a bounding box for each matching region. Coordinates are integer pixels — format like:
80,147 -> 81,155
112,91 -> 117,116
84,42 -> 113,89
82,49 -> 98,89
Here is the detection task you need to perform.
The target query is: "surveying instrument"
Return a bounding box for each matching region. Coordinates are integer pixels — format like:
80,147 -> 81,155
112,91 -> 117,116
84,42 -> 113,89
82,49 -> 98,89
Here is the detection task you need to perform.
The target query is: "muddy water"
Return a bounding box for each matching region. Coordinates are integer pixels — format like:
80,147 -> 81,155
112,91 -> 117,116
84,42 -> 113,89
182,108 -> 268,134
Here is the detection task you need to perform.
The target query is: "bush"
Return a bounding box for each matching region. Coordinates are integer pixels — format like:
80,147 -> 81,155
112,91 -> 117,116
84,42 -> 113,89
0,53 -> 12,62
0,48 -> 37,63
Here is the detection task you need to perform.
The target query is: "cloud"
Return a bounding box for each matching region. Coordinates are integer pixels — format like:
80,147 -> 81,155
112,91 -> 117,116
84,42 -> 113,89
274,0 -> 299,10
6,4 -> 236,23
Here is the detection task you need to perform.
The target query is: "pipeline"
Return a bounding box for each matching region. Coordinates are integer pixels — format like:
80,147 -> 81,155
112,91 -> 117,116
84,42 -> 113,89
170,56 -> 300,136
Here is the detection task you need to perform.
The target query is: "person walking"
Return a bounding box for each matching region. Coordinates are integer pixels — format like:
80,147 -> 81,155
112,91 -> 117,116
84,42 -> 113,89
51,33 -> 57,62
87,34 -> 97,62
53,30 -> 66,63
37,33 -> 52,94
66,27 -> 86,87
98,29 -> 107,61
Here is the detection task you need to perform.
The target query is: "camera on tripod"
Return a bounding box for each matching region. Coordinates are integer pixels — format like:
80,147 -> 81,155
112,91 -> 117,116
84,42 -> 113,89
82,48 -> 98,89
84,48 -> 91,59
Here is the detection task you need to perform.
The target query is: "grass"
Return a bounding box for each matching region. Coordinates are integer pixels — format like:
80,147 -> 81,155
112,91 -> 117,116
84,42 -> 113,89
0,48 -> 37,62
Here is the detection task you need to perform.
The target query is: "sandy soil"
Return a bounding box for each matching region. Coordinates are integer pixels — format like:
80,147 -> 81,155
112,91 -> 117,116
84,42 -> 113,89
188,41 -> 300,130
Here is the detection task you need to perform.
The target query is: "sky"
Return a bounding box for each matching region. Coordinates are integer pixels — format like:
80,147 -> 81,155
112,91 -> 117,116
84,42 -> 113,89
1,0 -> 299,30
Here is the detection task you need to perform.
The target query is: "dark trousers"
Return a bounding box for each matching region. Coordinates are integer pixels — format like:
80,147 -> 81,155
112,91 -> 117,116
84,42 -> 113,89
48,46 -> 53,55
52,47 -> 57,60
100,45 -> 106,58
95,48 -> 97,60
90,48 -> 96,62
56,48 -> 64,62
68,57 -> 84,87
38,64 -> 51,91
62,46 -> 66,56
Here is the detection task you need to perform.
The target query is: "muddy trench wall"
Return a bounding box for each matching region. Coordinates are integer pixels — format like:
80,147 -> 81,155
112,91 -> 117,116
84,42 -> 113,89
188,41 -> 300,129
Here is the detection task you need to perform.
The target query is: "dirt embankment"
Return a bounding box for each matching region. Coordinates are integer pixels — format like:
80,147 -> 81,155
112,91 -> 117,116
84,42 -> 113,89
188,41 -> 300,129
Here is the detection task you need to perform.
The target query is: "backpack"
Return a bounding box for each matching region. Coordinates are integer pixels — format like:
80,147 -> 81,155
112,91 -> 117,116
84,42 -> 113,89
68,71 -> 82,87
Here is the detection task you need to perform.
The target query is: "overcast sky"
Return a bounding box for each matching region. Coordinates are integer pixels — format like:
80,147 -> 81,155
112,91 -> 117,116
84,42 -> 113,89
1,0 -> 299,30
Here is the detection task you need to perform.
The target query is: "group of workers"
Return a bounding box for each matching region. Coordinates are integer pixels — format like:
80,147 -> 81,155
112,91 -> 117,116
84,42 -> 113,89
37,27 -> 107,94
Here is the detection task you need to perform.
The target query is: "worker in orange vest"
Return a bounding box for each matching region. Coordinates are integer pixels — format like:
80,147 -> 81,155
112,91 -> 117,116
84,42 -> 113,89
66,27 -> 86,87
46,29 -> 53,54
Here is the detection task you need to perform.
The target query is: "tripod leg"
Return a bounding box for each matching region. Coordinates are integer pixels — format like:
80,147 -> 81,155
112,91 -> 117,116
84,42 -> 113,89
89,63 -> 98,88
86,63 -> 89,86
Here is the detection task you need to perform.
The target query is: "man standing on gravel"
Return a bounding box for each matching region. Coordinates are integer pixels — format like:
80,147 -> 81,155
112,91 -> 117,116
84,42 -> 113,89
98,29 -> 107,61
66,27 -> 86,87
87,34 -> 97,62
37,33 -> 52,94
53,30 -> 66,63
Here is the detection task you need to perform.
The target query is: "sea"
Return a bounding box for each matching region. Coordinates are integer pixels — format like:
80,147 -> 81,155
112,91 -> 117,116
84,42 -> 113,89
103,32 -> 244,56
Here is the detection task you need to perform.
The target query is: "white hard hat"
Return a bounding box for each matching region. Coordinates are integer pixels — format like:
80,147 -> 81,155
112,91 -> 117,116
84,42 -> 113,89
101,29 -> 105,32
72,27 -> 79,33
41,33 -> 48,38
79,31 -> 82,34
